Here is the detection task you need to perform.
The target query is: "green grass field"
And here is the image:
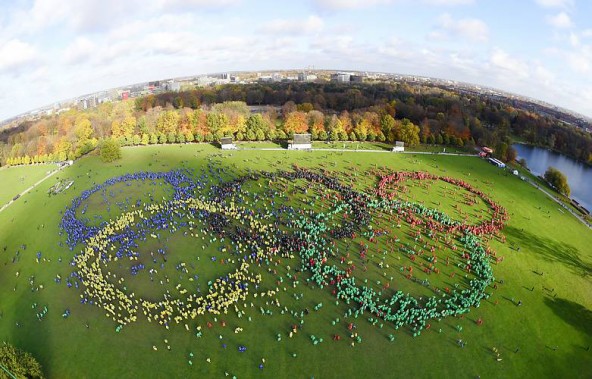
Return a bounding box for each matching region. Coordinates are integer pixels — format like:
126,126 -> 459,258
0,164 -> 56,206
0,144 -> 590,379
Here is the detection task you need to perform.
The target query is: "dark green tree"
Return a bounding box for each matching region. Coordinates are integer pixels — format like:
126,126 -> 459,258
246,114 -> 267,134
99,139 -> 122,163
167,132 -> 176,144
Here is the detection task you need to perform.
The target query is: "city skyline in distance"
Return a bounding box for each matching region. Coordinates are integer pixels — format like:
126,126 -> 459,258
3,68 -> 590,131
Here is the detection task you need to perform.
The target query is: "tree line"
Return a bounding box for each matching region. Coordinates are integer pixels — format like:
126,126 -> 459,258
1,82 -> 591,166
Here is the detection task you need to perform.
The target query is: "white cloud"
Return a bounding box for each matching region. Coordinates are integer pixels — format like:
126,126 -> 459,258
432,13 -> 489,42
1,0 -> 592,120
26,0 -> 139,32
568,32 -> 580,47
310,35 -> 355,51
377,36 -> 415,60
425,0 -> 473,4
262,15 -> 324,35
534,0 -> 573,8
543,32 -> 592,74
547,12 -> 573,28
156,0 -> 241,7
0,39 -> 38,72
23,0 -> 239,33
534,64 -> 555,85
314,0 -> 473,9
313,0 -> 393,9
490,47 -> 530,79
63,37 -> 96,64
567,47 -> 592,73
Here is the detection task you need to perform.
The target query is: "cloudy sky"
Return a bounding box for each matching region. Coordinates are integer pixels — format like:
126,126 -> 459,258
1,0 -> 591,120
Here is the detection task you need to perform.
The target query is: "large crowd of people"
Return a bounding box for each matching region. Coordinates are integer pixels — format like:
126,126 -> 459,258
59,164 -> 506,334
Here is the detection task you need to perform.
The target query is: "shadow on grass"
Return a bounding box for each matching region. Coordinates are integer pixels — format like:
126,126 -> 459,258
368,142 -> 392,151
544,297 -> 592,337
504,226 -> 592,278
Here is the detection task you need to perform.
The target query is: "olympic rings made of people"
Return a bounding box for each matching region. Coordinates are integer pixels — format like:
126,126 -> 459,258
292,198 -> 495,334
61,165 -> 505,334
61,170 -> 198,249
375,170 -> 508,236
74,198 -> 277,327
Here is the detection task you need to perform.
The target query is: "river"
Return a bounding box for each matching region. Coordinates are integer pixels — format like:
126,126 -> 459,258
513,143 -> 592,211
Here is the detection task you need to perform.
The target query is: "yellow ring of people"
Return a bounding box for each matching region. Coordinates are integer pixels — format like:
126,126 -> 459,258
75,197 -> 278,327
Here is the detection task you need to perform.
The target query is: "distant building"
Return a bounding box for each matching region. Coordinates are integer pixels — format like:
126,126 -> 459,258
165,81 -> 181,92
331,72 -> 352,83
79,99 -> 88,110
392,141 -> 405,152
288,134 -> 312,150
298,73 -> 317,82
350,75 -> 364,83
78,96 -> 98,110
220,137 -> 237,150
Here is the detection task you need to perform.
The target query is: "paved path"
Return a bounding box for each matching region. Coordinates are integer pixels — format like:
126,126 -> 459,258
239,147 -> 477,156
0,165 -> 67,214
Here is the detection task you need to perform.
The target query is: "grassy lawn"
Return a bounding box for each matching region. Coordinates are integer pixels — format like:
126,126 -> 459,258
0,144 -> 590,379
406,144 -> 472,154
0,164 -> 56,206
312,141 -> 393,150
236,141 -> 283,149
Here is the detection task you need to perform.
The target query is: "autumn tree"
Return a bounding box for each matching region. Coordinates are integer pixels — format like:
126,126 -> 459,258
397,118 -> 420,146
339,111 -> 353,134
74,116 -> 93,142
353,115 -> 370,142
0,342 -> 44,379
283,112 -> 308,134
212,101 -> 249,135
188,109 -> 207,136
281,101 -> 297,116
156,110 -> 180,135
325,115 -> 345,141
308,111 -> 325,135
544,167 -> 571,196
120,116 -> 137,137
53,138 -> 72,161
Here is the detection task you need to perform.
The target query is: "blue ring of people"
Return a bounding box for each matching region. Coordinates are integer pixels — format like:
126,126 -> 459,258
60,166 -> 504,335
